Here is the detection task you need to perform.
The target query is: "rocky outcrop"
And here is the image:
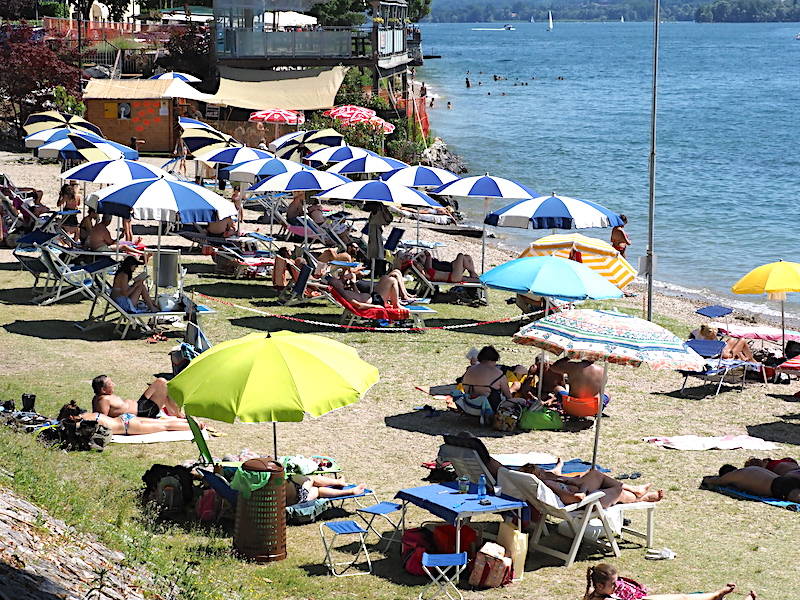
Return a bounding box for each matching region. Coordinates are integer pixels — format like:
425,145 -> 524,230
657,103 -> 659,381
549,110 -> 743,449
420,137 -> 468,174
0,486 -> 147,600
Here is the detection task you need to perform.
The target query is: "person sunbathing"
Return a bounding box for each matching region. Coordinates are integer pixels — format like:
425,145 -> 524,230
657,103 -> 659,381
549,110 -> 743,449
521,463 -> 664,508
702,464 -> 800,501
58,400 -> 197,436
112,256 -> 158,313
92,374 -> 184,420
744,456 -> 799,475
327,271 -> 412,309
206,216 -> 236,237
549,357 -> 610,415
721,338 -> 755,361
412,249 -> 480,282
86,214 -> 143,253
284,474 -> 367,505
584,563 -> 752,600
516,357 -> 566,404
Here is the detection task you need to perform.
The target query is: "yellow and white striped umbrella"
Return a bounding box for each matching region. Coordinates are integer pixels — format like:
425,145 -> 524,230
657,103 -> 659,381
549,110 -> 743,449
519,233 -> 637,289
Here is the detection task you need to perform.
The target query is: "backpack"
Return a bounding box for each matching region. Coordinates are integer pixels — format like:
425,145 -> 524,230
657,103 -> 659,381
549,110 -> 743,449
38,419 -> 111,451
401,527 -> 434,576
518,407 -> 563,431
196,488 -> 223,522
141,464 -> 195,515
615,576 -> 649,600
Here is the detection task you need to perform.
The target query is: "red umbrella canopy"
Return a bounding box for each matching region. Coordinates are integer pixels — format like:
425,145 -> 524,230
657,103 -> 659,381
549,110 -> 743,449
323,105 -> 377,120
249,109 -> 305,125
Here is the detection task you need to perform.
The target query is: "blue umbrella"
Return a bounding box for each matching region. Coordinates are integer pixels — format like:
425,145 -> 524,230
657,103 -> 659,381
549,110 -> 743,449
221,157 -> 309,183
304,145 -> 377,166
36,132 -> 138,160
485,193 -> 623,229
379,165 -> 460,189
178,116 -> 215,130
60,159 -> 171,184
480,256 -> 623,301
317,180 -> 438,208
248,169 -> 350,193
150,71 -> 201,83
24,127 -> 76,149
327,154 -> 408,175
194,146 -> 272,166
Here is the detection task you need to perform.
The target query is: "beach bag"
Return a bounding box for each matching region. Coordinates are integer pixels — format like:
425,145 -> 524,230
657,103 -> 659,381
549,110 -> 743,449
401,527 -> 435,576
615,576 -> 649,600
468,542 -> 512,589
519,407 -> 563,431
496,520 -> 528,579
196,489 -> 223,522
452,390 -> 494,425
432,524 -> 478,555
492,400 -> 521,432
141,464 -> 195,514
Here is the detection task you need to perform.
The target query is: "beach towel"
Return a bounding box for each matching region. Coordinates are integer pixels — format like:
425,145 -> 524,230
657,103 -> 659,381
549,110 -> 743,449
111,429 -> 208,444
707,485 -> 800,512
533,458 -> 612,475
643,434 -> 777,451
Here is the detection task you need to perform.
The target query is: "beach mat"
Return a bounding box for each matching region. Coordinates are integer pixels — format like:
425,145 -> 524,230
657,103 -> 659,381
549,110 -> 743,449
708,485 -> 800,512
537,458 -> 611,476
111,429 -> 207,444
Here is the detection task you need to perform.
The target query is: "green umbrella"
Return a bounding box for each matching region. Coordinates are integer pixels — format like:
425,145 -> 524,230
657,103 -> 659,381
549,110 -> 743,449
167,331 -> 379,457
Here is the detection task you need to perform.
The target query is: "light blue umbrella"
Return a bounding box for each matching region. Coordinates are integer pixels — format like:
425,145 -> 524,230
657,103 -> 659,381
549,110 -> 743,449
432,174 -> 539,272
485,193 -> 623,230
479,256 -> 623,301
379,164 -> 459,189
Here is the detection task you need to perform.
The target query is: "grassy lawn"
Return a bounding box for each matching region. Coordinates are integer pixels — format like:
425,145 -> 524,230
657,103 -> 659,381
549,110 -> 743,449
0,245 -> 797,600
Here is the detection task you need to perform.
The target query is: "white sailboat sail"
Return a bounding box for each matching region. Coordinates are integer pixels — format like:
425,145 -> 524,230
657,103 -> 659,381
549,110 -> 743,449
620,15 -> 625,22
547,11 -> 553,31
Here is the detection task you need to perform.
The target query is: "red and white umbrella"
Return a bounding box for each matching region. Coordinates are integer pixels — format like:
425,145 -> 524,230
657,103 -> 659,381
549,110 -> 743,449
339,113 -> 395,135
323,105 -> 376,120
369,116 -> 395,134
249,109 -> 305,125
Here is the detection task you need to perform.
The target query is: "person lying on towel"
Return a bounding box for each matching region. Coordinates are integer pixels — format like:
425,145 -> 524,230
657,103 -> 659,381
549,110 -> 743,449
284,474 -> 367,505
92,374 -> 184,420
549,357 -> 611,418
58,401 -> 199,436
702,465 -> 800,502
744,456 -> 799,475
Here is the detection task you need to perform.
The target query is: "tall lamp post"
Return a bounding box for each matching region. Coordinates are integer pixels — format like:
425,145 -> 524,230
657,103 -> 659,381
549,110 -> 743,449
645,0 -> 661,321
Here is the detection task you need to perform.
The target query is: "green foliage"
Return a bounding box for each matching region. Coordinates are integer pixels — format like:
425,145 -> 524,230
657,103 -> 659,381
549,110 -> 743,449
694,0 -> 800,21
309,0 -> 369,25
408,0 -> 433,21
158,24 -> 211,80
53,85 -> 85,116
38,1 -> 66,18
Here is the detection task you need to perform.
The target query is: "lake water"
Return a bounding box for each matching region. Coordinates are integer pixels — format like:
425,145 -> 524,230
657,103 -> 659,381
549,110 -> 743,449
418,21 -> 800,318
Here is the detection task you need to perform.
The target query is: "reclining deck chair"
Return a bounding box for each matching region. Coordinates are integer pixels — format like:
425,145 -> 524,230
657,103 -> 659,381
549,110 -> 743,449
279,264 -> 334,306
35,243 -> 117,306
678,339 -> 766,397
12,231 -> 58,293
497,467 -> 655,567
408,260 -> 487,303
327,284 -> 436,330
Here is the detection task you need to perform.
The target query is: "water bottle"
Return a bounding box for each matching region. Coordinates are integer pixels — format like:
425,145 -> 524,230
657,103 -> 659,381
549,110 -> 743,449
477,474 -> 487,500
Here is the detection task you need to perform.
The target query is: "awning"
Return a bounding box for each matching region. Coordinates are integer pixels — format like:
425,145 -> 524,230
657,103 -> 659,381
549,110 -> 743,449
263,11 -> 318,27
83,79 -> 215,102
205,66 -> 348,111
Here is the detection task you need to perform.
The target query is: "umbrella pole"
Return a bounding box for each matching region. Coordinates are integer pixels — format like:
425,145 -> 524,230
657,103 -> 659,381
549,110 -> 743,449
536,299 -> 549,400
416,213 -> 420,245
154,220 -> 162,301
273,422 -> 278,459
782,299 -> 785,355
481,197 -> 488,274
591,362 -> 608,470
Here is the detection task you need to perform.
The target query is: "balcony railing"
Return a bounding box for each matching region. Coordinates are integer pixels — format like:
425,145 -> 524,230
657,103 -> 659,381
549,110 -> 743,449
216,26 -> 373,60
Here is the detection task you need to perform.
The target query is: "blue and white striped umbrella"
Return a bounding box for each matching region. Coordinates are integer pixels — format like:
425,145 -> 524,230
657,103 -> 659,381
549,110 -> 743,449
379,165 -> 460,189
326,154 -> 408,175
86,178 -> 236,223
268,130 -> 303,152
150,71 -> 201,83
317,180 -> 439,208
24,127 -> 76,149
194,146 -> 272,166
222,157 -> 309,183
431,174 -> 537,199
36,132 -> 138,160
248,169 -> 350,193
304,145 -> 376,166
60,159 -> 172,184
178,116 -> 215,130
485,193 -> 623,229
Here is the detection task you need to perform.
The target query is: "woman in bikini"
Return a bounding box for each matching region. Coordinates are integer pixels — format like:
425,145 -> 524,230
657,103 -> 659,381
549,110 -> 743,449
412,249 -> 480,283
583,563 -> 753,600
56,183 -> 81,240
283,475 -> 367,505
111,256 -> 158,313
58,401 -> 198,436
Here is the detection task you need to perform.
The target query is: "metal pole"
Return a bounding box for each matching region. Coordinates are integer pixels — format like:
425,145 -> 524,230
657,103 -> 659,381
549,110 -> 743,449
590,362 -> 608,469
645,0 -> 661,322
77,3 -> 83,88
154,221 -> 162,300
481,197 -> 488,273
272,422 -> 278,459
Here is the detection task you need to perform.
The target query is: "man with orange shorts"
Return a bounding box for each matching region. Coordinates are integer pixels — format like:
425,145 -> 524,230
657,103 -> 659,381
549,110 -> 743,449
549,358 -> 610,417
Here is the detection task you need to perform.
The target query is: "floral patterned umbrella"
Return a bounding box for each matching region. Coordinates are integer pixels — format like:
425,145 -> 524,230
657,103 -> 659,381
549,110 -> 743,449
513,309 -> 704,466
249,109 -> 305,125
323,105 -> 376,120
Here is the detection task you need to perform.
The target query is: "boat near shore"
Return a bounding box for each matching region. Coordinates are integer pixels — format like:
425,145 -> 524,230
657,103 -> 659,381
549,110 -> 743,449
471,24 -> 515,31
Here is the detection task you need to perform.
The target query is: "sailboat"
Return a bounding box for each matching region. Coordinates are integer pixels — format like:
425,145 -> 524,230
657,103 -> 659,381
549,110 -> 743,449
547,11 -> 553,31
530,15 -> 535,23
620,15 -> 625,22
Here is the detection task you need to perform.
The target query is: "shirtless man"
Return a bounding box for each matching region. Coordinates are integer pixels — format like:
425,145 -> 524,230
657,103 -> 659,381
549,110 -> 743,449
283,474 -> 367,505
550,358 -> 609,401
610,214 -> 631,257
91,375 -> 184,420
86,214 -> 142,252
702,465 -> 800,502
521,463 -> 664,508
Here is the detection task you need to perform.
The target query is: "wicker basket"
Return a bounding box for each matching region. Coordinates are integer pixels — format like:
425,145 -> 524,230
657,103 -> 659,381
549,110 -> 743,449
233,458 -> 287,562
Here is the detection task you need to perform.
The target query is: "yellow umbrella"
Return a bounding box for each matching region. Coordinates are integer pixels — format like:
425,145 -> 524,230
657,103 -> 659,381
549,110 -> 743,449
519,233 -> 637,289
732,260 -> 800,350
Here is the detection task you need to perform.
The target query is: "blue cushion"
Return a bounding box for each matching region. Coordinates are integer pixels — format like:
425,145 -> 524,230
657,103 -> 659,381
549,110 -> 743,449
357,501 -> 401,515
422,552 -> 468,568
324,520 -> 368,535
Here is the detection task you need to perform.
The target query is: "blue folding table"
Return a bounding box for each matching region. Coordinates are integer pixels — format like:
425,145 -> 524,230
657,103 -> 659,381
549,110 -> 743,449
395,482 -> 527,575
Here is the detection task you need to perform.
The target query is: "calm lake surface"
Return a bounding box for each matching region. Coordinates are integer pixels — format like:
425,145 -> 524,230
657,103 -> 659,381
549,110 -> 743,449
418,21 -> 800,316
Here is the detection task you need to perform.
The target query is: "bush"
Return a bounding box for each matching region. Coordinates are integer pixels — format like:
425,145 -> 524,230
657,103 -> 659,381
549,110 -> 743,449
38,2 -> 66,18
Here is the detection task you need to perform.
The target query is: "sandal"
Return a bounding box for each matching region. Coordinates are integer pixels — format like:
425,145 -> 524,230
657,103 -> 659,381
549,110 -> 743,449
645,547 -> 676,560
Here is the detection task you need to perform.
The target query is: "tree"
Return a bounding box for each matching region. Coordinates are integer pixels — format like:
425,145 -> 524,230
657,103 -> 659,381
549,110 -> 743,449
0,23 -> 81,132
309,0 -> 368,26
157,24 -> 211,80
0,0 -> 33,19
408,0 -> 432,21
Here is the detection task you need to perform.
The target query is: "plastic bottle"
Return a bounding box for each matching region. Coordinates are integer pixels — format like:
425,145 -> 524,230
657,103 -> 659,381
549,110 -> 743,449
477,474 -> 487,500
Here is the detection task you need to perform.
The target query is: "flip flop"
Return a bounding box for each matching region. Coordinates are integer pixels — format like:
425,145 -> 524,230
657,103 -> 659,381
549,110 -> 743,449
645,548 -> 676,560
628,472 -> 642,480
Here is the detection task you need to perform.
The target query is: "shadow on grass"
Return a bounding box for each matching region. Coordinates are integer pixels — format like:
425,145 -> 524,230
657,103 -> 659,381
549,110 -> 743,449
0,287 -> 39,305
767,393 -> 800,403
3,319 -> 110,341
656,382 -> 743,400
183,263 -> 217,275
186,282 -> 276,301
0,261 -> 23,271
0,560 -> 74,599
746,421 -> 800,445
299,553 -> 426,587
230,315 -> 326,334
384,410 -> 593,438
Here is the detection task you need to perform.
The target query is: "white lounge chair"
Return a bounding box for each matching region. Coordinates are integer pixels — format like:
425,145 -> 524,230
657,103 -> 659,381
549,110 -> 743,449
408,261 -> 487,303
497,467 -> 655,567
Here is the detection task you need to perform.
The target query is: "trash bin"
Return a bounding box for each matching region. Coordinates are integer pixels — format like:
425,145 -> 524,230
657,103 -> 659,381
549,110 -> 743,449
233,458 -> 287,563
153,250 -> 179,288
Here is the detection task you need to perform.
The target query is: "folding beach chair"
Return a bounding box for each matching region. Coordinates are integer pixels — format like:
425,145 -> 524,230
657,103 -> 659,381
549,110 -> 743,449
35,243 -> 117,306
279,264 -> 334,306
678,339 -> 766,396
384,227 -> 405,252
437,445 -> 497,487
497,467 -> 655,567
319,520 -> 373,577
12,231 -> 57,293
419,552 -> 468,600
408,261 -> 487,303
327,284 -> 436,330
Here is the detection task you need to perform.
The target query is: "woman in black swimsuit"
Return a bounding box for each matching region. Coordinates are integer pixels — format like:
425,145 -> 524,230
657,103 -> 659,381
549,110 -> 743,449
460,346 -> 512,412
